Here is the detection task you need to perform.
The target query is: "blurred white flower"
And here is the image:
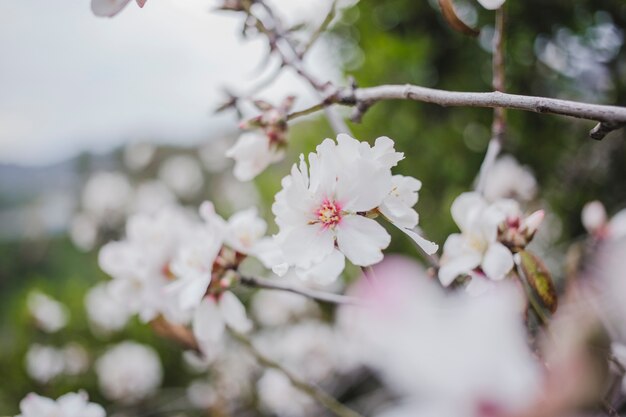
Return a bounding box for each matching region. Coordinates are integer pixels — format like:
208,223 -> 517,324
82,171 -> 132,224
226,131 -> 285,181
85,283 -> 131,335
214,174 -> 261,210
192,292 -> 252,357
476,0 -> 505,10
16,392 -> 105,417
158,155 -> 204,199
187,379 -> 217,409
27,292 -> 69,333
132,180 -> 177,215
123,142 -> 155,171
199,137 -> 233,173
482,155 -> 537,203
91,0 -> 147,17
61,343 -> 89,376
255,320 -> 347,382
257,369 -> 316,417
251,287 -> 319,327
439,192 -> 515,286
69,213 -> 98,252
581,200 -> 626,239
339,270 -> 539,416
25,344 -> 65,384
95,341 -> 162,404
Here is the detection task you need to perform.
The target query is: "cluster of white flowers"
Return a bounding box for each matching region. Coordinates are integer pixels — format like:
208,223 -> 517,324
439,192 -> 543,293
271,134 -> 437,283
94,201 -> 283,355
15,392 -> 105,417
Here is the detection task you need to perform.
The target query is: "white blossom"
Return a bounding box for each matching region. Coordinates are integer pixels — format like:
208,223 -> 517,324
476,0 -> 505,10
82,171 -> 132,224
91,0 -> 146,17
272,134 -> 435,283
226,131 -> 285,182
257,369 -> 316,417
581,200 -> 626,239
61,343 -> 89,376
192,292 -> 252,357
132,180 -> 177,215
99,207 -> 196,323
85,283 -> 131,335
69,213 -> 98,252
124,142 -> 155,171
158,155 -> 204,199
95,341 -> 162,404
439,192 -> 516,286
25,344 -> 65,384
482,155 -> 537,203
27,292 -> 69,333
16,392 -> 105,417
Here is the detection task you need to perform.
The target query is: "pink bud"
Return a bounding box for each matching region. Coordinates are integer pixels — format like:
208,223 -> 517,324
582,201 -> 607,234
522,210 -> 544,236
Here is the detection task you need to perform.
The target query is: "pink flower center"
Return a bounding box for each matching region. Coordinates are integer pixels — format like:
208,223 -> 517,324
316,199 -> 342,228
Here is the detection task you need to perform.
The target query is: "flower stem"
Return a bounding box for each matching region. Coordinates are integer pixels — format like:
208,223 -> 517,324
239,275 -> 365,306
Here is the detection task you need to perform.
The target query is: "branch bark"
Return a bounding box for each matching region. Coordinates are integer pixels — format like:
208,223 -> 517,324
287,84 -> 626,140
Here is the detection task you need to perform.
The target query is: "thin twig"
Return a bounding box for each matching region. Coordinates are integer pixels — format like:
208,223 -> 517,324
298,0 -> 339,58
246,1 -> 350,134
230,330 -> 365,417
239,275 -> 365,306
476,5 -> 506,193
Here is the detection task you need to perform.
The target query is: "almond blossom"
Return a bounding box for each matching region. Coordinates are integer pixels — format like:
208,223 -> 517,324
98,207 -> 196,323
193,291 -> 253,357
581,200 -> 626,239
477,0 -> 506,10
95,341 -> 163,404
272,134 -> 436,283
16,392 -> 105,417
439,192 -> 543,288
91,0 -> 146,17
226,131 -> 285,182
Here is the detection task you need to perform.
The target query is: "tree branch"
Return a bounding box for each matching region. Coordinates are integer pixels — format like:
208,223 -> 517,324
239,275 -> 365,306
287,84 -> 626,140
230,330 -> 365,417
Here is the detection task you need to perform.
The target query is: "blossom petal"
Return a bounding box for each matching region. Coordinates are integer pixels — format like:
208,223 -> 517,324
477,0 -> 505,10
438,234 -> 482,286
295,249 -> 346,284
91,0 -> 132,17
192,298 -> 224,346
398,227 -> 439,255
337,158 -> 391,212
450,192 -> 487,233
336,216 -> 391,266
482,242 -> 514,280
280,224 -> 334,268
219,291 -> 252,334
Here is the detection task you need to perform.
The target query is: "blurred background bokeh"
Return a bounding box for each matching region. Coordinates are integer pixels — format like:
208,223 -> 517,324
1,0 -> 625,414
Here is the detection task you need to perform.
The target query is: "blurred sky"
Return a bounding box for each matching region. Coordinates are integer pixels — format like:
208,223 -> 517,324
0,0 -> 340,166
